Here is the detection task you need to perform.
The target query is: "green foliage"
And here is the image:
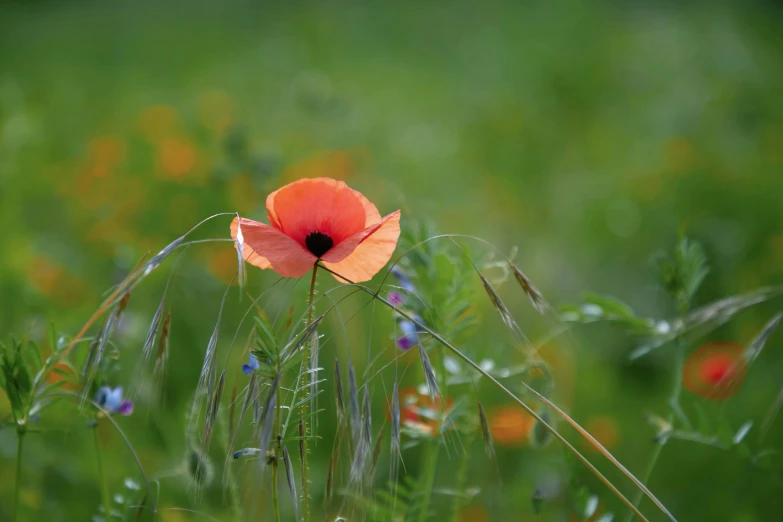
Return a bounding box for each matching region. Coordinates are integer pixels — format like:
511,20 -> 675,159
657,237 -> 710,314
0,338 -> 33,423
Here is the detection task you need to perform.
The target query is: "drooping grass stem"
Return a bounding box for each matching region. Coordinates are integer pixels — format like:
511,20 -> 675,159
318,263 -> 672,522
13,430 -> 24,522
273,372 -> 283,522
93,426 -> 113,521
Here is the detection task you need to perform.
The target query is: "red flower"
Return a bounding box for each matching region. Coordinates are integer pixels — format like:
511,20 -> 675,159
397,387 -> 454,436
683,342 -> 746,400
231,177 -> 401,282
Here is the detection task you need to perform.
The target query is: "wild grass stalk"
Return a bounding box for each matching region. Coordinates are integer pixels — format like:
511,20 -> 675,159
416,441 -> 439,522
93,426 -> 113,521
13,431 -> 24,522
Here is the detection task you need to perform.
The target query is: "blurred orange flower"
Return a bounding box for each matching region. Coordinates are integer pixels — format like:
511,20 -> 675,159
208,247 -> 240,284
87,135 -> 126,177
457,504 -> 489,522
231,177 -> 400,282
157,137 -> 198,179
683,342 -> 745,400
46,362 -> 78,390
488,405 -> 535,447
583,416 -> 620,451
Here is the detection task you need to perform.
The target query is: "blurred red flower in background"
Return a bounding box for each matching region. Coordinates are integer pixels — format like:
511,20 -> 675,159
683,342 -> 746,400
398,387 -> 454,437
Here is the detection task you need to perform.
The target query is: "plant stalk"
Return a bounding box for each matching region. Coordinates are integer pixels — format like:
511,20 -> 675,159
272,371 -> 283,522
416,441 -> 439,522
93,426 -> 113,521
13,430 -> 24,522
299,264 -> 319,522
623,332 -> 688,522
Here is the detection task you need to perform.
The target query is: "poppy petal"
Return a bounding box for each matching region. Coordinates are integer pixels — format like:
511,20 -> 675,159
351,188 -> 382,226
319,217 -> 388,264
266,177 -> 367,245
234,217 -> 317,278
322,210 -> 401,283
230,217 -> 272,269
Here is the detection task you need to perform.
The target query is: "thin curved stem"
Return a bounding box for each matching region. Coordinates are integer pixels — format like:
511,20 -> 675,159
623,334 -> 687,522
51,393 -> 155,513
318,263 -> 672,522
13,431 -> 24,522
93,427 -> 113,520
416,441 -> 439,522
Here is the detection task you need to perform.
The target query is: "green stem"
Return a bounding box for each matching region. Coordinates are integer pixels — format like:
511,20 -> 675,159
272,381 -> 282,522
416,441 -> 439,522
93,426 -> 113,521
623,334 -> 688,522
449,438 -> 472,522
298,264 -> 318,522
13,430 -> 24,522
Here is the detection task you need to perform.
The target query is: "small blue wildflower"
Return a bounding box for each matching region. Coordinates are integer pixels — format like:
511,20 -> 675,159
242,354 -> 260,375
96,386 -> 133,416
396,318 -> 421,351
390,267 -> 416,293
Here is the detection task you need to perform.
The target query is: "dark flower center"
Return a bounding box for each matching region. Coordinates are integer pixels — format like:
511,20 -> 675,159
305,231 -> 333,258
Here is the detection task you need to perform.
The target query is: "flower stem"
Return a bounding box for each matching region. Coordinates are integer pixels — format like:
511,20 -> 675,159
93,426 -> 113,521
416,441 -> 439,522
13,430 -> 24,522
623,334 -> 688,522
273,374 -> 282,522
299,264 -> 319,522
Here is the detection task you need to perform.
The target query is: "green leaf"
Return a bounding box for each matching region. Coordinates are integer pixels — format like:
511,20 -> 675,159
28,340 -> 43,370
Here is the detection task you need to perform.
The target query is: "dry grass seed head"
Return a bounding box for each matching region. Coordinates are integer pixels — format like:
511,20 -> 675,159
511,264 -> 549,313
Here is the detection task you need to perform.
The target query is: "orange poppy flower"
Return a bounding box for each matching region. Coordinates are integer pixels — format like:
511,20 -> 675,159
231,177 -> 400,282
683,342 -> 746,400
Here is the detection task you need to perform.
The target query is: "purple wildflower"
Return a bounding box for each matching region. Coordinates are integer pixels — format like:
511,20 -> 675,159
242,354 -> 260,375
95,386 -> 133,416
389,291 -> 406,307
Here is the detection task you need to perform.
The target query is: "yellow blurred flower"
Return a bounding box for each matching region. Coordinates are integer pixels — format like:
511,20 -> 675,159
280,150 -> 355,184
226,173 -> 261,214
197,89 -> 235,134
138,105 -> 180,142
664,137 -> 696,175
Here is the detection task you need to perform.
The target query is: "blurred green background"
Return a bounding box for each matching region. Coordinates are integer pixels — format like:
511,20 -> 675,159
2,0 -> 783,520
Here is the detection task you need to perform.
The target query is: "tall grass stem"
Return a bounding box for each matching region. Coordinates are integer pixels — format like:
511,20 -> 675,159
13,431 -> 24,522
93,427 -> 113,521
